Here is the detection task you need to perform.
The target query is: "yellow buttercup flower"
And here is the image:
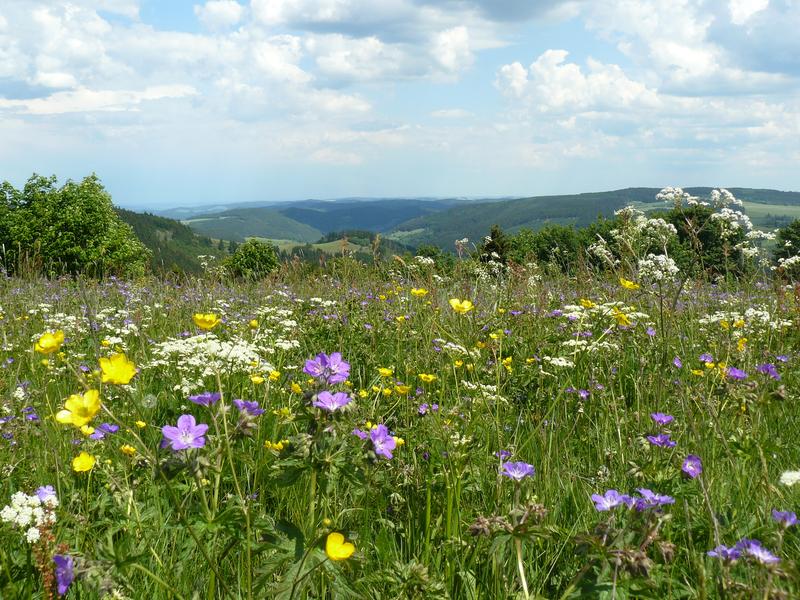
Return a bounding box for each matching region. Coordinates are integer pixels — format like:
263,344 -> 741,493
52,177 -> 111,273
99,353 -> 137,385
612,307 -> 631,326
737,337 -> 747,352
193,313 -> 221,330
410,288 -> 429,297
394,384 -> 411,394
358,389 -> 369,398
579,298 -> 596,309
418,373 -> 437,383
56,390 -> 101,428
290,382 -> 303,394
35,330 -> 64,354
249,319 -> 259,328
250,374 -> 265,385
619,277 -> 640,290
325,532 -> 355,561
381,388 -> 392,397
72,451 -> 96,472
80,425 -> 95,436
269,370 -> 281,382
378,367 -> 394,378
120,445 -> 137,456
135,420 -> 146,428
449,298 -> 474,314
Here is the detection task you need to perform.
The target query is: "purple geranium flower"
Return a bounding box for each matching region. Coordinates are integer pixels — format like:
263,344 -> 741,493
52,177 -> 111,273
494,449 -> 512,460
352,428 -> 368,440
735,539 -> 780,565
162,415 -> 209,451
303,352 -> 350,385
312,391 -> 352,412
89,422 -> 119,440
725,367 -> 747,381
650,412 -> 674,426
772,509 -> 798,528
189,391 -> 221,406
53,555 -> 74,596
756,363 -> 781,381
699,353 -> 714,363
682,454 -> 703,478
635,488 -> 675,510
370,424 -> 396,459
232,399 -> 265,416
673,356 -> 683,369
36,485 -> 57,503
500,461 -> 535,481
707,544 -> 741,562
647,433 -> 677,448
591,489 -> 631,511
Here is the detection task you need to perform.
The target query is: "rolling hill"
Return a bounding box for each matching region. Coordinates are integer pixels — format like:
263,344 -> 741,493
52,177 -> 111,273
183,208 -> 323,243
386,187 -> 800,248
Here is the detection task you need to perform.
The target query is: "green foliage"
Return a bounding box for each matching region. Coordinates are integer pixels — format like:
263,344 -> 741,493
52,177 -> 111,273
477,224 -> 511,264
116,208 -> 225,274
0,174 -> 150,277
510,225 -> 581,270
184,207 -> 322,243
774,219 -> 800,263
225,238 -> 279,280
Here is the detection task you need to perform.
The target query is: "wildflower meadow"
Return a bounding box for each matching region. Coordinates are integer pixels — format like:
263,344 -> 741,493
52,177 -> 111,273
1,190 -> 800,599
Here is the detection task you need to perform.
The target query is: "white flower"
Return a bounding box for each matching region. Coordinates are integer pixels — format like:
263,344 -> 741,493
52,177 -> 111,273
779,470 -> 800,487
25,527 -> 40,543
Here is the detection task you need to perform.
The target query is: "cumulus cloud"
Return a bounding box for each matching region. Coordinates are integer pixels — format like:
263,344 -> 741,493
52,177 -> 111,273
194,1 -> 245,30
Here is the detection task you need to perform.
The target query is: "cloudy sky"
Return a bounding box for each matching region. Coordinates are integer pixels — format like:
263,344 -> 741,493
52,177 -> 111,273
1,0 -> 798,208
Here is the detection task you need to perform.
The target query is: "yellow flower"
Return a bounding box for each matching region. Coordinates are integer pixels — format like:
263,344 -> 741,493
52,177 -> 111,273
378,367 -> 394,378
101,339 -> 111,347
72,451 -> 96,472
325,532 -> 355,561
393,436 -> 405,446
56,390 -> 101,428
395,315 -> 406,324
410,288 -> 429,297
120,445 -> 137,456
80,425 -> 95,436
737,337 -> 747,352
135,420 -> 146,428
691,369 -> 705,376
249,319 -> 259,328
264,439 -> 289,451
720,320 -> 730,330
269,370 -> 281,382
418,373 -> 437,383
35,330 -> 64,354
454,360 -> 463,368
193,313 -> 221,331
358,389 -> 369,398
612,307 -> 631,326
99,353 -> 137,385
475,341 -> 486,349
250,374 -> 265,385
619,277 -> 640,290
449,298 -> 474,314
579,298 -> 596,309
733,319 -> 745,328
290,382 -> 303,394
394,384 -> 411,394
381,388 -> 392,397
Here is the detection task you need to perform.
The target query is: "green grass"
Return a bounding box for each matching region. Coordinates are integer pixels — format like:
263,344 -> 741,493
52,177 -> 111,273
0,262 -> 798,598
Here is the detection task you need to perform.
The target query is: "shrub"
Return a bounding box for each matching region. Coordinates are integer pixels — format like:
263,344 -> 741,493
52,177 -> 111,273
225,239 -> 279,280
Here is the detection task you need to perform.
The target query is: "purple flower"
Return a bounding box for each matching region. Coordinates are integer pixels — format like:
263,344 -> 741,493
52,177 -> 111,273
735,539 -> 780,565
772,509 -> 798,528
756,363 -> 781,381
578,389 -> 590,400
646,326 -> 656,337
312,391 -> 352,412
591,489 -> 630,511
303,352 -> 350,385
188,391 -> 221,406
699,353 -> 714,363
233,399 -> 265,416
162,415 -> 209,451
650,412 -> 674,426
647,433 -> 677,448
725,367 -> 747,381
707,544 -> 741,562
370,424 -> 396,459
53,555 -> 74,596
634,488 -> 675,511
89,422 -> 119,440
36,485 -> 57,503
494,450 -> 512,460
682,454 -> 703,478
500,461 -> 535,481
673,356 -> 683,369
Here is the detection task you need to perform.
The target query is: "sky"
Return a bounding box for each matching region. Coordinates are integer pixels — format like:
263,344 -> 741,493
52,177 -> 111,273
0,0 -> 798,209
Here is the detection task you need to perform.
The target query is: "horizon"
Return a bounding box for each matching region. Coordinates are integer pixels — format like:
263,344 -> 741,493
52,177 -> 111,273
1,1 -> 799,210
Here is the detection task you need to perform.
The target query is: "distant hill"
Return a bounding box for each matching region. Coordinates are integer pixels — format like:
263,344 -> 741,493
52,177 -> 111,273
387,187 -> 800,248
117,209 -> 227,274
183,208 -> 323,243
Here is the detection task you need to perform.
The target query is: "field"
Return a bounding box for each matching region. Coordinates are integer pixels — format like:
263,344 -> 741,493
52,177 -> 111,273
1,263 -> 799,599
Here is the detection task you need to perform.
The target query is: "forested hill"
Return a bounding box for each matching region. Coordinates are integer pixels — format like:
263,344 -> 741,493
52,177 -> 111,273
116,209 -> 229,274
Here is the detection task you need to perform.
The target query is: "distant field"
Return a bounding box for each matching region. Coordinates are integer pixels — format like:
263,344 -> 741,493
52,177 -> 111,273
249,237 -> 370,255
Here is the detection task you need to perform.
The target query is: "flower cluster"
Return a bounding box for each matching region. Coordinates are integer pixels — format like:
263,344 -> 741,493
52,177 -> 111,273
1,486 -> 58,544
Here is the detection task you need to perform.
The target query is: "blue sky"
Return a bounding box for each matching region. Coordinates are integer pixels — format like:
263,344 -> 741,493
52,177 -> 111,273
1,0 -> 798,209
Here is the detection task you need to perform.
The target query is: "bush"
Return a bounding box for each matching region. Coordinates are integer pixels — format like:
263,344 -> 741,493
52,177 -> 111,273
225,239 -> 279,280
0,174 -> 150,277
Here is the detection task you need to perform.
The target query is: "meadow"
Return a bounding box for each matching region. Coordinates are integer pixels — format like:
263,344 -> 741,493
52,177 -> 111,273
1,253 -> 799,598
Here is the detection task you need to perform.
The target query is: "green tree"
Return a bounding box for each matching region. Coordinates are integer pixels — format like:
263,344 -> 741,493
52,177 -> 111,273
478,224 -> 511,264
0,174 -> 150,277
225,238 -> 279,280
774,220 -> 800,263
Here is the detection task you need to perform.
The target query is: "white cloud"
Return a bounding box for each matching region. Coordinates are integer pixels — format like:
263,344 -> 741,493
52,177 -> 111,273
310,147 -> 363,165
729,0 -> 769,25
194,1 -> 244,30
431,26 -> 473,74
0,85 -> 197,115
430,108 -> 473,118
